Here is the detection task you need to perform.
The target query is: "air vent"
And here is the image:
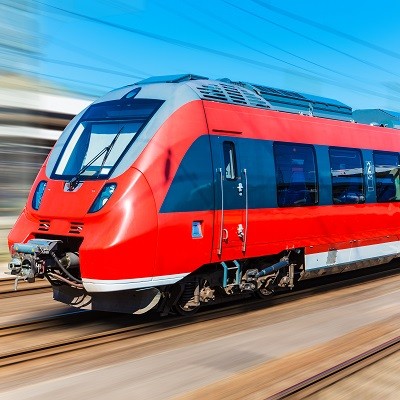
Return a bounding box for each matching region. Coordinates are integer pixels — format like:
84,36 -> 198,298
188,80 -> 270,109
38,220 -> 50,232
219,83 -> 247,105
196,83 -> 228,102
69,222 -> 84,235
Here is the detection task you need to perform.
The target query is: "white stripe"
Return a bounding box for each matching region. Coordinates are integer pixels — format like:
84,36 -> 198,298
82,272 -> 189,292
305,241 -> 400,270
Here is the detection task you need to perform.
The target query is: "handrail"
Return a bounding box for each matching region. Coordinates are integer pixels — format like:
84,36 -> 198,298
217,168 -> 224,256
242,168 -> 248,253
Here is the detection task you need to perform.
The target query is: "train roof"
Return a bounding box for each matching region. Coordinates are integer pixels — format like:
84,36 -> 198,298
352,109 -> 400,129
135,73 -> 353,123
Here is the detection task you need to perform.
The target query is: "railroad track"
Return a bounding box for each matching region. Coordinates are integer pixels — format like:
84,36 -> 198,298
269,336 -> 400,399
1,263 -> 400,370
0,277 -> 51,299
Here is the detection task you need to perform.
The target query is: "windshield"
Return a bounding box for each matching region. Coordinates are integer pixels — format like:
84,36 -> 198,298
52,98 -> 164,179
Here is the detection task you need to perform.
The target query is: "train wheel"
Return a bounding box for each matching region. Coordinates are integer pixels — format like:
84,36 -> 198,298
173,281 -> 201,316
255,286 -> 274,299
255,279 -> 274,299
173,302 -> 200,316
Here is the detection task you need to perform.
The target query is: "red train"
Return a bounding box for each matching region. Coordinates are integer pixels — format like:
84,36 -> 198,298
8,74 -> 400,314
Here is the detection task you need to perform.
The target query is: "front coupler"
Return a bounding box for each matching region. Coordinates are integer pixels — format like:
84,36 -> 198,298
9,239 -> 77,289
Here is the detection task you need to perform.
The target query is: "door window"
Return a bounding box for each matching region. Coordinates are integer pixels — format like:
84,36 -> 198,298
223,141 -> 237,180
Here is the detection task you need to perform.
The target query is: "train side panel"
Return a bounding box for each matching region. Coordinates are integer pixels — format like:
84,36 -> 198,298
203,101 -> 400,267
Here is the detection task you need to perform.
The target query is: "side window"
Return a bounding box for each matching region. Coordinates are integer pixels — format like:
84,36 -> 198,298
274,142 -> 318,207
329,147 -> 365,204
223,141 -> 237,180
374,151 -> 400,202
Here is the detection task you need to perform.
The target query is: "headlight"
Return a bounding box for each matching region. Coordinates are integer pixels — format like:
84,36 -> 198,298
32,181 -> 47,210
88,183 -> 117,213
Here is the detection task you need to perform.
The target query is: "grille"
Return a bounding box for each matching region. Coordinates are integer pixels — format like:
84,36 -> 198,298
196,83 -> 228,102
38,220 -> 51,232
69,222 -> 84,235
189,80 -> 270,109
220,83 -> 247,105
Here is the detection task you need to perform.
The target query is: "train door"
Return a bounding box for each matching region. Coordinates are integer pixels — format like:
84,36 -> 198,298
212,138 -> 248,261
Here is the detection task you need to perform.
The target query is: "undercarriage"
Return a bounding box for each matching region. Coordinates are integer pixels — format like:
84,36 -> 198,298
8,237 -> 302,315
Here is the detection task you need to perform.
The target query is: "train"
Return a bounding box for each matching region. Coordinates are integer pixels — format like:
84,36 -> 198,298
7,73 -> 400,315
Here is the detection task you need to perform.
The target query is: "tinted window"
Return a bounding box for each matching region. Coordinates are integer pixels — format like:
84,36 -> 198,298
330,148 -> 365,204
274,143 -> 318,207
374,151 -> 400,202
223,141 -> 237,180
82,98 -> 162,121
52,99 -> 163,180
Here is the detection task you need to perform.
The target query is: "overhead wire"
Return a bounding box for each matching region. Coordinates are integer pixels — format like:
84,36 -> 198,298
155,1 -> 334,80
35,1 -> 400,105
154,1 -> 400,104
251,0 -> 400,61
48,36 -> 150,77
30,53 -> 145,80
5,64 -> 114,93
223,0 -> 400,79
36,1 -> 341,84
183,1 -> 365,83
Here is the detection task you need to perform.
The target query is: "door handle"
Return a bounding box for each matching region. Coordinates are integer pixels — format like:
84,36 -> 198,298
237,224 -> 244,239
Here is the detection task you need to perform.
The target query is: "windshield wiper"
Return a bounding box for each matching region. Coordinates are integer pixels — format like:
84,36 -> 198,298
67,125 -> 125,191
97,125 -> 124,176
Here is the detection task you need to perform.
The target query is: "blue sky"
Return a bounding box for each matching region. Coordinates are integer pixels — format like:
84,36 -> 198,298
37,0 -> 400,111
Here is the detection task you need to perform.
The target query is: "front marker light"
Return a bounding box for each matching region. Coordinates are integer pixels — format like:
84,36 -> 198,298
32,181 -> 47,210
88,183 -> 117,213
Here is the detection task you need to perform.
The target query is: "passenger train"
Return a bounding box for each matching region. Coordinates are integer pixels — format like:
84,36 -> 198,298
7,74 -> 400,314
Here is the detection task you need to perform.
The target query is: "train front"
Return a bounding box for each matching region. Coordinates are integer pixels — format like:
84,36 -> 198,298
7,83 -> 194,314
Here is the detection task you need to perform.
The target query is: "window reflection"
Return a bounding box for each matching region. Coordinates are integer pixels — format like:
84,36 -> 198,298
329,148 -> 365,204
374,151 -> 400,202
274,143 -> 318,207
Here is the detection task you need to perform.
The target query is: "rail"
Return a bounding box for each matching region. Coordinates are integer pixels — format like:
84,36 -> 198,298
2,264 -> 400,370
0,278 -> 51,299
269,336 -> 400,399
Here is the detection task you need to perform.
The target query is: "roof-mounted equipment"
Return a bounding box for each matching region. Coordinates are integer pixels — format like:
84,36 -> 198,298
353,109 -> 400,130
136,74 -> 208,85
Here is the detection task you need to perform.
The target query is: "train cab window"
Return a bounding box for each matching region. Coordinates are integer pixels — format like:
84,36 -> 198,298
373,151 -> 400,202
274,143 -> 318,207
51,98 -> 164,180
329,148 -> 365,204
223,141 -> 237,180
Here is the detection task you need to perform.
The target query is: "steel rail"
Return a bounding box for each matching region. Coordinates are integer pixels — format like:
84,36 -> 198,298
0,278 -> 51,299
268,336 -> 400,399
0,310 -> 91,339
2,265 -> 400,369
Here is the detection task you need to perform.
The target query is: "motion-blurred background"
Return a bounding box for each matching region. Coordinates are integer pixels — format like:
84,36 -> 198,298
0,1 -> 89,263
1,0 -> 400,263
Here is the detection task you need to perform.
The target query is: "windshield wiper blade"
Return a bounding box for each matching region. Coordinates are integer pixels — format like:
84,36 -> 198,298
67,125 -> 125,191
98,125 -> 124,176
